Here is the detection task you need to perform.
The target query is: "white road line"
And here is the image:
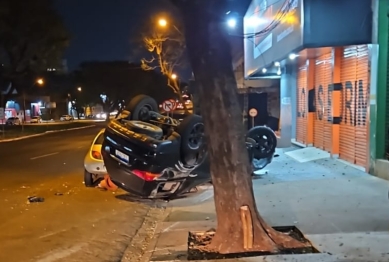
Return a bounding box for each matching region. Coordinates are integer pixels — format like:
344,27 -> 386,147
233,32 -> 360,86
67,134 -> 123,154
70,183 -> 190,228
35,243 -> 87,262
162,222 -> 179,233
30,152 -> 59,160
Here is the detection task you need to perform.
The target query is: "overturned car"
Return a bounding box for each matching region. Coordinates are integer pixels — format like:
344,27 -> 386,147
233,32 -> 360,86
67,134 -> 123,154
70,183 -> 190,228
101,95 -> 277,199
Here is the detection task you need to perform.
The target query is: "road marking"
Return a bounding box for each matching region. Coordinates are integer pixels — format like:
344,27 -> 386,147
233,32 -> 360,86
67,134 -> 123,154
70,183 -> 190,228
30,152 -> 59,160
35,243 -> 87,262
162,222 -> 179,233
39,229 -> 67,239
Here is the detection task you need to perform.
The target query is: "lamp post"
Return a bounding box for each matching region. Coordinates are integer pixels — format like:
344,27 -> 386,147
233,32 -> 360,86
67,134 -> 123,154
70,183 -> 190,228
22,78 -> 44,133
68,87 -> 82,118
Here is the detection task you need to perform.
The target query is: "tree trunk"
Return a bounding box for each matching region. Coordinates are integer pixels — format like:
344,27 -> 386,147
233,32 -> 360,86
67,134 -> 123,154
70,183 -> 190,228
174,0 -> 307,254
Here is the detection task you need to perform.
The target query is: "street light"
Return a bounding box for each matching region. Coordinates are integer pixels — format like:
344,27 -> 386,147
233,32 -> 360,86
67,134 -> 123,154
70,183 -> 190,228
171,73 -> 177,80
36,78 -> 44,85
158,18 -> 167,27
77,87 -> 82,92
157,18 -> 183,35
227,18 -> 237,28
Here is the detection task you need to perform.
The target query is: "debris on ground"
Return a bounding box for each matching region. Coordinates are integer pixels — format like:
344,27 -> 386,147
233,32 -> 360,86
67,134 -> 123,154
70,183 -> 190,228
97,174 -> 118,191
27,196 -> 44,203
54,192 -> 63,196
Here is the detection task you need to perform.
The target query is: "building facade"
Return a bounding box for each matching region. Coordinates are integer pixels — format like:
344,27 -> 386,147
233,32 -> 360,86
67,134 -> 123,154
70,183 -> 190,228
243,0 -> 389,177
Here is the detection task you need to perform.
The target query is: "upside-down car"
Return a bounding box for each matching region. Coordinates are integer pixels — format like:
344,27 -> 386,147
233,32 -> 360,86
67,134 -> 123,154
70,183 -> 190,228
101,95 -> 277,199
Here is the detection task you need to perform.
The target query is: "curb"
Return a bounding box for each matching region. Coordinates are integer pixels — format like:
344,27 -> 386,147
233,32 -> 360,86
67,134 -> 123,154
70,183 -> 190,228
121,205 -> 172,262
0,125 -> 96,143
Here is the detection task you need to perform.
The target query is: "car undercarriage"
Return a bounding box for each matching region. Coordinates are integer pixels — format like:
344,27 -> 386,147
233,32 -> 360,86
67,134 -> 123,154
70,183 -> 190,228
102,95 -> 277,199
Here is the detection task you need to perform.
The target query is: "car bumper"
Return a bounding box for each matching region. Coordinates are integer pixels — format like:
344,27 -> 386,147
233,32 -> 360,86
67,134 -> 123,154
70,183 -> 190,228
84,156 -> 107,176
102,150 -> 187,198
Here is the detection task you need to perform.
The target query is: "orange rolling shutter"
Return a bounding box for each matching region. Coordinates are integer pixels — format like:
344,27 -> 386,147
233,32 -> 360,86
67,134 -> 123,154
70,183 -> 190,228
355,45 -> 369,167
314,53 -> 333,151
339,45 -> 370,168
296,65 -> 307,144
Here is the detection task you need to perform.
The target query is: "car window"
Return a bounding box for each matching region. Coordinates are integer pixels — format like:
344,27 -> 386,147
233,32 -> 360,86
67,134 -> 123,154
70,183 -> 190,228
94,133 -> 105,145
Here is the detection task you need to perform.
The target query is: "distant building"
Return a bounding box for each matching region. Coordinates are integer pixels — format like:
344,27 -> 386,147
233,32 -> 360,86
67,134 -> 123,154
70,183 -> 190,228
46,59 -> 68,74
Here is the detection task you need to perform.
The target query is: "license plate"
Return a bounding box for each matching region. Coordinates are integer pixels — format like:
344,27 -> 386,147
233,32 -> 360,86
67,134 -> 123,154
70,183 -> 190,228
115,149 -> 129,162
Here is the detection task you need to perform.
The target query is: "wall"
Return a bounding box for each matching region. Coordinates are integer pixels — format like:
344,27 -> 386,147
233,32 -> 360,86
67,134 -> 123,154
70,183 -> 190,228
278,64 -> 296,147
244,0 -> 302,76
267,90 -> 280,118
244,0 -> 372,78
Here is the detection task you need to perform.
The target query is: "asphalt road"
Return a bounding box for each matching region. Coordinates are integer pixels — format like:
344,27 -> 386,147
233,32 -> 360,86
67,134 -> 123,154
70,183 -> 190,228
0,124 -> 152,262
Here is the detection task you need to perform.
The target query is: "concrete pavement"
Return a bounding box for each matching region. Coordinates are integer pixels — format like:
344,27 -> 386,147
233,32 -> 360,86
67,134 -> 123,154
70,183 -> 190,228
0,124 -> 159,262
142,147 -> 389,262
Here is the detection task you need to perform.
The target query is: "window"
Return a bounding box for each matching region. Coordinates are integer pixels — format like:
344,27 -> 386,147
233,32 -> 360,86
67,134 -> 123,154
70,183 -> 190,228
94,133 -> 105,145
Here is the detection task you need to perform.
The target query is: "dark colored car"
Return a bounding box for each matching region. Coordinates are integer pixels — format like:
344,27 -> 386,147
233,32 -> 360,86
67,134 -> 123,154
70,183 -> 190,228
102,95 -> 277,199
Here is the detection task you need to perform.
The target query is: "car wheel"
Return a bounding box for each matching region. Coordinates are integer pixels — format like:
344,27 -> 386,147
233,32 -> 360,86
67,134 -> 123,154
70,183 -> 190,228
126,95 -> 159,121
246,126 -> 277,159
84,169 -> 94,187
177,114 -> 207,166
123,120 -> 163,139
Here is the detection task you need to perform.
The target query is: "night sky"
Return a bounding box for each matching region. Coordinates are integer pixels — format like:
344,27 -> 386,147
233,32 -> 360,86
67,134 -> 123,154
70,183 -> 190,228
54,0 -> 172,71
54,0 -> 248,81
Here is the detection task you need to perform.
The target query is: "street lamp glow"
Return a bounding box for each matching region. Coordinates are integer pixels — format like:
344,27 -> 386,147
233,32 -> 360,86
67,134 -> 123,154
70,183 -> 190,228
171,73 -> 177,79
227,18 -> 237,28
158,18 -> 167,27
77,87 -> 82,92
289,53 -> 297,60
36,78 -> 44,85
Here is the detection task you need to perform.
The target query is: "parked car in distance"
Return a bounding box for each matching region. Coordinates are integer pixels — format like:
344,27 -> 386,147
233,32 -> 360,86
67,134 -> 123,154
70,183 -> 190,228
60,115 -> 73,121
30,116 -> 42,123
83,129 -> 107,186
5,117 -> 21,125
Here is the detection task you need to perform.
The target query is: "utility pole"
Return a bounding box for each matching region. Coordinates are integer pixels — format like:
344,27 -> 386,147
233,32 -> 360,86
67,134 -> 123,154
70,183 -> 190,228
1,93 -> 4,138
22,92 -> 26,133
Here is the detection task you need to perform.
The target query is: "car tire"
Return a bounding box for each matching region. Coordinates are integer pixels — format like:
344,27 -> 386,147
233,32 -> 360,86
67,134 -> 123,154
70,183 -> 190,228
247,126 -> 277,159
176,114 -> 207,166
126,95 -> 159,121
123,120 -> 163,140
84,169 -> 94,187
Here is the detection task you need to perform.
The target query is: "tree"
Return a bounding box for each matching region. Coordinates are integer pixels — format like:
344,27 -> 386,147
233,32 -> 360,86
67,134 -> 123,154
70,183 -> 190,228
0,0 -> 70,106
140,17 -> 189,112
170,0 -> 307,254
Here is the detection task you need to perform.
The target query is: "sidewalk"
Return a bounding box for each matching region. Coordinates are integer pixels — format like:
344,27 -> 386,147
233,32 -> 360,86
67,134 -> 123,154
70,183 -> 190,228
140,147 -> 389,262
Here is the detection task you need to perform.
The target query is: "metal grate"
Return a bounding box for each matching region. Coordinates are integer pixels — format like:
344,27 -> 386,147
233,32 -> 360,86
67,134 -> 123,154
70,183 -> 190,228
386,34 -> 389,159
313,52 -> 333,151
339,45 -> 369,167
296,65 -> 307,144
